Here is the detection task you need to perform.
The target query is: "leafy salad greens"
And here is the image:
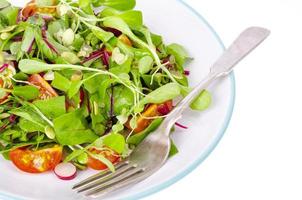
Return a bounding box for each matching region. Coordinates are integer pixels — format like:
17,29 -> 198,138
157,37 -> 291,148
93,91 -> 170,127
0,0 -> 211,174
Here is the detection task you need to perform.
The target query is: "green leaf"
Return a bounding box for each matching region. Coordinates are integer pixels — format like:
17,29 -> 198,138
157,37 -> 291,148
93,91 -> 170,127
54,109 -> 98,145
68,80 -> 82,98
9,106 -> 47,129
34,29 -> 57,61
0,0 -> 10,9
119,10 -> 143,29
91,27 -> 114,42
18,118 -> 44,132
190,90 -> 212,111
83,73 -> 104,94
110,56 -> 132,75
61,52 -> 81,64
0,6 -> 18,25
111,85 -> 134,115
64,149 -> 85,162
103,16 -> 133,36
51,72 -> 71,92
167,43 -> 189,67
138,56 -> 153,74
128,118 -> 163,145
79,0 -> 94,15
9,41 -> 21,55
21,25 -> 35,52
12,86 -> 40,100
140,83 -> 181,105
103,133 -> 125,154
33,96 -> 66,119
168,140 -> 179,157
96,0 -> 136,11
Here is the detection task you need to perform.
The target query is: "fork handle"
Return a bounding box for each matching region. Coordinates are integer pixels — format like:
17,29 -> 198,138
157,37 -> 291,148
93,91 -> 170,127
163,27 -> 270,130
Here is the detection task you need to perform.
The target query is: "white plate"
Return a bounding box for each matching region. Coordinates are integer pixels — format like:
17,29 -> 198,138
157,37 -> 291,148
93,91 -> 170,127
0,0 -> 235,199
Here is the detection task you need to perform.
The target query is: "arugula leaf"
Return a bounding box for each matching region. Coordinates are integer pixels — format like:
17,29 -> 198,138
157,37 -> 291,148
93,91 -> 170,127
140,83 -> 181,105
53,109 -> 98,145
68,80 -> 82,98
12,86 -> 40,101
33,96 -> 66,119
103,133 -> 125,154
9,105 -> 47,130
190,90 -> 212,111
19,118 -> 44,133
51,72 -> 71,92
83,73 -> 105,94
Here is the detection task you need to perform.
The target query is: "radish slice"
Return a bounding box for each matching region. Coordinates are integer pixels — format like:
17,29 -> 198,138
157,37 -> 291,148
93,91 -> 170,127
54,163 -> 77,180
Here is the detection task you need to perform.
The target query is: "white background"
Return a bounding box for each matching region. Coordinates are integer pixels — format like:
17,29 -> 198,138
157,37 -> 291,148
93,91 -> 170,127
146,0 -> 302,199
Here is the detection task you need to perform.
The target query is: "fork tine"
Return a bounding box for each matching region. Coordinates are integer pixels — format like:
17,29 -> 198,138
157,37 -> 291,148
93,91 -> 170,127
76,163 -> 136,193
72,160 -> 129,190
85,167 -> 145,198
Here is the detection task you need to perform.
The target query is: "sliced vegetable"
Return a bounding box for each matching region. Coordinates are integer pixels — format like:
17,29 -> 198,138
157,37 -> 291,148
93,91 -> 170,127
54,162 -> 77,180
28,74 -> 58,99
9,146 -> 63,173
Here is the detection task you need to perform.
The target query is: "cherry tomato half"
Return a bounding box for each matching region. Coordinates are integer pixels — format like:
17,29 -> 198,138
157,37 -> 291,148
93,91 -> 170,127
28,74 -> 58,99
9,146 -> 63,173
87,149 -> 120,170
125,100 -> 173,133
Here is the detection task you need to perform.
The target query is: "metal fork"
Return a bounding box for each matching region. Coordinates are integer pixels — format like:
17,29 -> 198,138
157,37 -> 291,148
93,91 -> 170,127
73,27 -> 270,198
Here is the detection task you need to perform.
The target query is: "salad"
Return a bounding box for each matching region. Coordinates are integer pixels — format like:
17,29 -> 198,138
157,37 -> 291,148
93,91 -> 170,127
0,0 -> 211,175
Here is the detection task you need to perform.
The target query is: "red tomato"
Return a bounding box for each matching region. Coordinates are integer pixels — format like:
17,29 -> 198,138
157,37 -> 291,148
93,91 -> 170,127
125,100 -> 174,133
28,74 -> 58,99
9,146 -> 63,173
87,149 -> 120,170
